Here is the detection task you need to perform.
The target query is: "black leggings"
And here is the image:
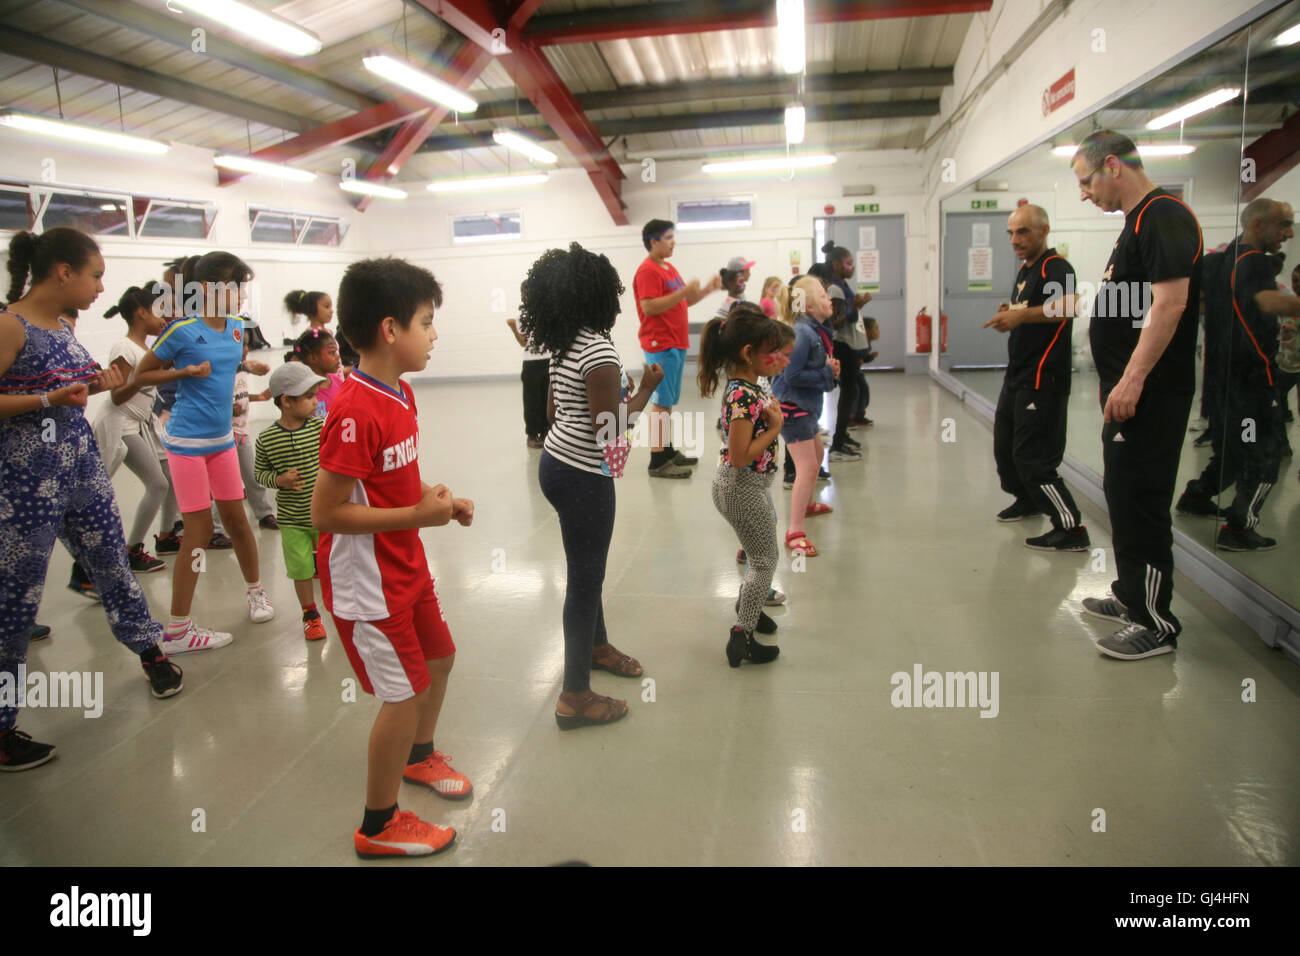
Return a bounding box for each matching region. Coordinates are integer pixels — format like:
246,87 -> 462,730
538,450 -> 613,692
831,342 -> 861,448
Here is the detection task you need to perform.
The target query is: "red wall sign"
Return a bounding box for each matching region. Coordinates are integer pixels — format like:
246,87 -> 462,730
1042,68 -> 1075,117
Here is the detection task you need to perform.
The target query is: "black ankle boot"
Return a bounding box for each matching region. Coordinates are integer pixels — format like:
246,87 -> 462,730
735,599 -> 778,634
726,627 -> 747,668
745,633 -> 779,664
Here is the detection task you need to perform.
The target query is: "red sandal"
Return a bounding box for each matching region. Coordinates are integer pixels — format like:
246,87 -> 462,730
785,531 -> 818,556
804,503 -> 833,517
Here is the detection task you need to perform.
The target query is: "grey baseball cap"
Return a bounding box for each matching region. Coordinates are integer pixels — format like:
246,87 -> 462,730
269,362 -> 328,399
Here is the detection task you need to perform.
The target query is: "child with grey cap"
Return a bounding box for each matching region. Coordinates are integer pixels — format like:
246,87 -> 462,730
255,362 -> 328,640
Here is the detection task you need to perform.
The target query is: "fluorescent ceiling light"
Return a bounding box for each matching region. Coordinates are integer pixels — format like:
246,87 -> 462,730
213,154 -> 316,182
1051,144 -> 1196,157
777,0 -> 806,74
0,110 -> 168,155
1146,88 -> 1240,129
784,104 -> 806,145
492,129 -> 557,164
703,154 -> 836,174
427,173 -> 549,193
676,219 -> 754,231
99,203 -> 120,211
340,179 -> 407,200
1273,22 -> 1300,45
364,55 -> 477,114
168,0 -> 321,57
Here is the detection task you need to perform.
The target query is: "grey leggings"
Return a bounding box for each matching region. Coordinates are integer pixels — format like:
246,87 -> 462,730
119,432 -> 173,547
711,464 -> 778,633
235,436 -> 275,520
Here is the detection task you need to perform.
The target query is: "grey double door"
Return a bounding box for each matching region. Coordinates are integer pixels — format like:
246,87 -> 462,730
941,211 -> 1020,368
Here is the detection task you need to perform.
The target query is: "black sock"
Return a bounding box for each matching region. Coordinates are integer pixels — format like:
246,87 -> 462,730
650,449 -> 669,467
408,741 -> 433,765
140,646 -> 163,664
361,804 -> 398,837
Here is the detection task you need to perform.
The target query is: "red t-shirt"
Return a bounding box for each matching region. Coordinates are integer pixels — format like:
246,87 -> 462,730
633,257 -> 688,351
318,371 -> 431,621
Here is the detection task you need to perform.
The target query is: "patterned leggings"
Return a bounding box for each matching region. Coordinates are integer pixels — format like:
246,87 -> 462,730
0,416 -> 162,730
712,464 -> 778,633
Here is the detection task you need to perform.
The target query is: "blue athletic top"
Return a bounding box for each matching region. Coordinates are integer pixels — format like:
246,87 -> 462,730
151,315 -> 243,456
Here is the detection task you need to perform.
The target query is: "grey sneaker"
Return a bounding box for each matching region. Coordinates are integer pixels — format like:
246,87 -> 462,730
649,459 -> 692,479
1081,595 -> 1129,624
1096,622 -> 1175,660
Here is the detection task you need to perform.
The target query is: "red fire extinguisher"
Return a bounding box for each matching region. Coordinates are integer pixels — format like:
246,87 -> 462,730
916,308 -> 933,353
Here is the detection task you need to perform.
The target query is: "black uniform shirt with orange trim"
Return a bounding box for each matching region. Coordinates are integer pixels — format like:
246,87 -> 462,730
1204,236 -> 1278,389
1006,247 -> 1074,392
1089,188 -> 1203,394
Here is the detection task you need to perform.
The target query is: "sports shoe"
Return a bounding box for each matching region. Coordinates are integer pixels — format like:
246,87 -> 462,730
782,475 -> 795,489
1081,595 -> 1129,625
1216,526 -> 1278,552
817,468 -> 831,483
403,751 -> 473,800
1025,526 -> 1091,552
1096,623 -> 1175,660
0,728 -> 56,772
209,533 -> 233,550
67,578 -> 99,602
354,809 -> 455,859
154,530 -> 181,555
842,434 -> 862,450
247,586 -> 275,623
670,447 -> 699,466
29,624 -> 50,642
649,459 -> 692,479
829,447 -> 862,462
162,621 -> 233,654
996,499 -> 1041,522
1176,489 -> 1226,517
736,548 -> 746,564
258,514 -> 280,530
141,654 -> 183,699
127,544 -> 166,573
765,587 -> 786,606
526,436 -> 545,449
303,612 -> 327,641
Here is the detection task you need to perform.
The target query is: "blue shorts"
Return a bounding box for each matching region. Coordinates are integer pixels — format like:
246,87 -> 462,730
644,348 -> 686,407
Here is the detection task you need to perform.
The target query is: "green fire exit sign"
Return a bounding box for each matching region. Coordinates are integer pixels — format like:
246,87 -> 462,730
853,203 -> 880,213
970,199 -> 998,210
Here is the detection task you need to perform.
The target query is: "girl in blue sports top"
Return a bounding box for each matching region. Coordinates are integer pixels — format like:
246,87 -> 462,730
0,227 -> 183,771
132,252 -> 275,655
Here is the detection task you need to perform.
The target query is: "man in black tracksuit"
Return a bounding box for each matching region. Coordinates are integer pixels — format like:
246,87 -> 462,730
985,204 -> 1087,551
1178,198 -> 1300,549
1070,130 -> 1202,661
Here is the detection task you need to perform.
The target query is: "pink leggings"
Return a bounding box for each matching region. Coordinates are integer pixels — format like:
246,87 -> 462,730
167,446 -> 244,514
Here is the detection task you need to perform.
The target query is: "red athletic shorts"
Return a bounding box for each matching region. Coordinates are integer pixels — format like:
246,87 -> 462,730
331,578 -> 455,702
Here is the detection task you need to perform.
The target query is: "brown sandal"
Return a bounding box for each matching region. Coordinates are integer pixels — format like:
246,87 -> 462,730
591,643 -> 643,677
555,691 -> 629,730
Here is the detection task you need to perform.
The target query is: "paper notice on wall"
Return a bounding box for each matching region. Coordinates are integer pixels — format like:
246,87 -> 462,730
972,222 -> 990,247
858,226 -> 876,251
857,249 -> 880,292
968,247 -> 993,290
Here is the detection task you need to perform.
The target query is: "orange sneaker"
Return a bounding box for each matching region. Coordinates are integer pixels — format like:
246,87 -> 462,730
303,614 -> 327,641
354,809 -> 455,859
403,750 -> 473,799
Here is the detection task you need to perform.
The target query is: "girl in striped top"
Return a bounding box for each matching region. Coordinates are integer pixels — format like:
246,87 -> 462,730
518,243 -> 663,730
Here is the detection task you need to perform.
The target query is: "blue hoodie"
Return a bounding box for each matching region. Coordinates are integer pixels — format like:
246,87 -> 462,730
773,315 -> 835,414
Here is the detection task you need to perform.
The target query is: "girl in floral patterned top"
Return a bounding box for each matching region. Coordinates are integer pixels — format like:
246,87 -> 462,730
697,302 -> 787,667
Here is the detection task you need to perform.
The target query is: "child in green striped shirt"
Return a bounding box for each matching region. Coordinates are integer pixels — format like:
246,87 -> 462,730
256,363 -> 327,640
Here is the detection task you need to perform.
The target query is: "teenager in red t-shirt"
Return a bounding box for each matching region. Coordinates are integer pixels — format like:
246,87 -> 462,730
633,218 -> 720,478
311,258 -> 475,859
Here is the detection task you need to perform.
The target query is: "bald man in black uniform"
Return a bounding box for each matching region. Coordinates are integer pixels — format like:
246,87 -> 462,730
1071,130 -> 1203,661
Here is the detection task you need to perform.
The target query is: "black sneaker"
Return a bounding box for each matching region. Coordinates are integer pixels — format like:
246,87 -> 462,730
1176,490 -> 1226,517
1081,595 -> 1129,624
0,728 -> 57,772
209,533 -> 233,550
67,578 -> 100,603
127,544 -> 166,573
154,530 -> 181,555
842,434 -> 862,450
782,474 -> 795,489
735,599 -> 778,634
996,499 -> 1041,522
259,514 -> 280,530
1096,623 -> 1175,660
1025,526 -> 1091,551
817,468 -> 831,483
1216,526 -> 1278,551
141,654 -> 184,699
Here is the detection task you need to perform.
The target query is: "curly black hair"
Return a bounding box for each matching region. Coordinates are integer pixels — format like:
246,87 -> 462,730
517,242 -> 624,355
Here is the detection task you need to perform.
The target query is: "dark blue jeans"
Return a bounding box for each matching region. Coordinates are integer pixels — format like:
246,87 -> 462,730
538,450 -> 614,692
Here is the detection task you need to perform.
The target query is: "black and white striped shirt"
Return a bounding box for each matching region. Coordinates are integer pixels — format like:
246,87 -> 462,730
544,327 -> 623,475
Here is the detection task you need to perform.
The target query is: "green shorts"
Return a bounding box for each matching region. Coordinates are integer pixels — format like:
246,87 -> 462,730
281,525 -> 320,580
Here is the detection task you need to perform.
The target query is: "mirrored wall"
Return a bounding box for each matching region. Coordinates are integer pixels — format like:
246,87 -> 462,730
939,3 -> 1299,612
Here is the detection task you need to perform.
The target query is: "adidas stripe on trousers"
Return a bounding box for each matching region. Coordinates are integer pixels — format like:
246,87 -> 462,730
993,382 -> 1082,530
1100,387 -> 1193,639
1186,382 -> 1283,531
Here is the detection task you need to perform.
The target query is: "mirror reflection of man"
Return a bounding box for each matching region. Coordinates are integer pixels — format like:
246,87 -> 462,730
1069,129 -> 1203,662
1177,198 -> 1300,549
984,204 -> 1086,551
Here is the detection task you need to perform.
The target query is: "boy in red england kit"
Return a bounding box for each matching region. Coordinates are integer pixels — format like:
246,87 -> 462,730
311,258 -> 475,859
